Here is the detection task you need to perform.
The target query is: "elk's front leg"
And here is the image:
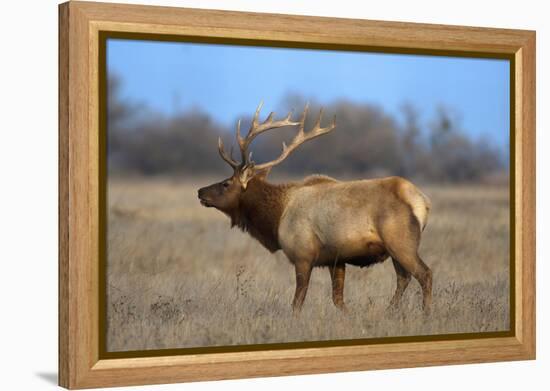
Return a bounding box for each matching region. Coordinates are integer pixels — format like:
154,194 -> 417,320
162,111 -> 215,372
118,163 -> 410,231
292,261 -> 313,313
329,263 -> 347,311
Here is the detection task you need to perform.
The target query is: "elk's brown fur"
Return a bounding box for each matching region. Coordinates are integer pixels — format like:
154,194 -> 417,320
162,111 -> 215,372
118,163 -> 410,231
229,177 -> 291,253
198,103 -> 432,314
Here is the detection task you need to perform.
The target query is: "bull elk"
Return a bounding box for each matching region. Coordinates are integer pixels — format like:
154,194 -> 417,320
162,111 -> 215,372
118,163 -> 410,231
198,103 -> 432,313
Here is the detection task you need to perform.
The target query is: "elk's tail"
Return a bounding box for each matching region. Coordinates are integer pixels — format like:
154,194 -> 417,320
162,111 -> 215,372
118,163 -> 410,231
415,190 -> 431,231
399,180 -> 431,232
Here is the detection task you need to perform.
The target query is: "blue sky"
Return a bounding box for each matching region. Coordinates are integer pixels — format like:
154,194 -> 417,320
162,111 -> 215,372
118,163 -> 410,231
107,39 -> 510,147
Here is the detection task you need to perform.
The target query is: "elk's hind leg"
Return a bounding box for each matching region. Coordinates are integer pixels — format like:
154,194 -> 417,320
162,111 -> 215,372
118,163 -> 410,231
328,263 -> 347,311
292,261 -> 313,314
388,258 -> 411,309
380,215 -> 432,314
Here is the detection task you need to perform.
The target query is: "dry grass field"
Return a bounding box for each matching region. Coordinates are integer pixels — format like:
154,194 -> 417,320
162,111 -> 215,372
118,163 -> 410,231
106,177 -> 510,352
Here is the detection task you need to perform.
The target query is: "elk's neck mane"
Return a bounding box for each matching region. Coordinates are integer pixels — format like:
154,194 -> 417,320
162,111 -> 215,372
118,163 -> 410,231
230,178 -> 292,253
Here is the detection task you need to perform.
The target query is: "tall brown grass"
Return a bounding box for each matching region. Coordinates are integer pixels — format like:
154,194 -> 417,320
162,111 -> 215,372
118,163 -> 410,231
106,177 -> 510,352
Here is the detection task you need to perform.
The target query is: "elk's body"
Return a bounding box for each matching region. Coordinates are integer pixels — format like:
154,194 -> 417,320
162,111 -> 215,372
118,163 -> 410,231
198,103 -> 432,313
280,176 -> 430,264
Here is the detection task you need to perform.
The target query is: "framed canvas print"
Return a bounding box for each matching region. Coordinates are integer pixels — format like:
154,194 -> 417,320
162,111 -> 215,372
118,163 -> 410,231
58,1 -> 536,389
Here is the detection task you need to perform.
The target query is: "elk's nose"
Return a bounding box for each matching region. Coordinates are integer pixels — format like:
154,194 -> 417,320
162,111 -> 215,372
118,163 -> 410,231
197,188 -> 205,198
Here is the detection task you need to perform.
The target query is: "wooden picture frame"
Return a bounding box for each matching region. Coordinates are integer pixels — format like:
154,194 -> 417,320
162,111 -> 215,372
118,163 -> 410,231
58,1 -> 536,388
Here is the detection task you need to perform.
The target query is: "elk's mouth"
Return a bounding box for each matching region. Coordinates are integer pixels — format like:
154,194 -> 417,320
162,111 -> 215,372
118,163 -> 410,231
199,197 -> 213,207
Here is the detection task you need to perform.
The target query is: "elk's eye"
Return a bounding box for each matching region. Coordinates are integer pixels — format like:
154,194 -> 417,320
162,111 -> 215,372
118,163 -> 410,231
222,182 -> 230,188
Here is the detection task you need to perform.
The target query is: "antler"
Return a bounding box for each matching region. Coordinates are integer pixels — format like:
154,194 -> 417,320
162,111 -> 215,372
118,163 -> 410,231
217,102 -> 336,173
253,104 -> 336,171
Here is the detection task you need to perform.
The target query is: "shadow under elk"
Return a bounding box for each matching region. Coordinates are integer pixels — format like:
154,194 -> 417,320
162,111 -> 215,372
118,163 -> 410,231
198,103 -> 433,314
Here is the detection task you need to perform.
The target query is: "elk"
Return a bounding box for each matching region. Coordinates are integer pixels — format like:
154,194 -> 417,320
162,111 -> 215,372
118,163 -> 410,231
198,103 -> 432,314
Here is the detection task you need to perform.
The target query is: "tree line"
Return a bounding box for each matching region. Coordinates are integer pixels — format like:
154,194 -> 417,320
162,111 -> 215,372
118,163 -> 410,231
107,77 -> 507,183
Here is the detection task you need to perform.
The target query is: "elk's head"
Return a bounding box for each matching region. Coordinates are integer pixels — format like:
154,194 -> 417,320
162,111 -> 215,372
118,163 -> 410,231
197,102 -> 336,213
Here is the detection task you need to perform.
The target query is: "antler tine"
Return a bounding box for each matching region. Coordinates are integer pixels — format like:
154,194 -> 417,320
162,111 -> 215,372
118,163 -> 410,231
235,119 -> 248,164
263,111 -> 275,124
313,108 -> 323,130
218,137 -> 240,169
310,108 -> 337,136
283,110 -> 294,122
252,101 -> 264,128
295,103 -> 309,138
254,106 -> 337,171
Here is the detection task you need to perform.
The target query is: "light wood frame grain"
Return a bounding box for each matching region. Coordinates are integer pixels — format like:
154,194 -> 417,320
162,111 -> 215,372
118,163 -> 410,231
58,1 -> 536,389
